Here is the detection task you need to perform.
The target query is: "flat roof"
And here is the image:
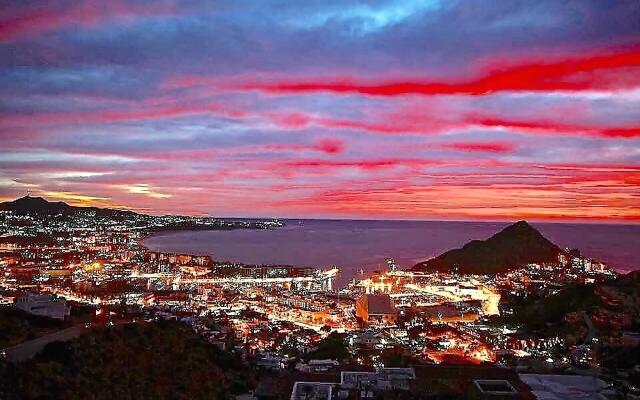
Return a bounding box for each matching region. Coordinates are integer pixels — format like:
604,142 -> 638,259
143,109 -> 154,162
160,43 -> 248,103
363,294 -> 396,315
519,374 -> 609,400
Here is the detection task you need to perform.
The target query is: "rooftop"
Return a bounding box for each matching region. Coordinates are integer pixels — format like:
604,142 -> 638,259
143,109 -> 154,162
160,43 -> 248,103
362,294 -> 396,315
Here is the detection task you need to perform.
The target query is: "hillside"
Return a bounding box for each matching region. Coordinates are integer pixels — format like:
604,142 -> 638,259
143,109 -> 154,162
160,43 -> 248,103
494,271 -> 639,336
0,195 -> 139,218
0,320 -> 254,400
0,307 -> 71,348
413,221 -> 561,274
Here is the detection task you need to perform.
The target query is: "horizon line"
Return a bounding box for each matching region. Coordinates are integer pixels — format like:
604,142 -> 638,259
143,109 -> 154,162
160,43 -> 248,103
3,195 -> 639,226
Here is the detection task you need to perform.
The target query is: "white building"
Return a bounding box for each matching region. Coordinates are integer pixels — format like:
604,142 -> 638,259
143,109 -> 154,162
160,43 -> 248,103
13,293 -> 70,320
341,368 -> 416,391
296,359 -> 339,373
519,374 -> 612,400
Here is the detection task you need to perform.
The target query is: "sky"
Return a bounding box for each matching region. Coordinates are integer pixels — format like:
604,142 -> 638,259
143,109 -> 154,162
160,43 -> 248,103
0,0 -> 639,222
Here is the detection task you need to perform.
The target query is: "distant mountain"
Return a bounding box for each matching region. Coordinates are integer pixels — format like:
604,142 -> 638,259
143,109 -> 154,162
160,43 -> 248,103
0,196 -> 70,214
413,221 -> 561,274
0,196 -> 139,218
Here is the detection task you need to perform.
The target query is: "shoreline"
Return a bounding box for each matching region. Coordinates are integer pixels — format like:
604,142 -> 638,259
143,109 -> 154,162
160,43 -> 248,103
140,227 -> 640,275
140,227 -> 330,271
139,228 -> 360,288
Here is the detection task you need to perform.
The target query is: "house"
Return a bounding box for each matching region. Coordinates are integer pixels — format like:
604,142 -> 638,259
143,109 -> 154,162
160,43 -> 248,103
290,368 -> 416,400
352,331 -> 383,348
341,368 -> 416,391
256,354 -> 286,370
296,359 -> 340,373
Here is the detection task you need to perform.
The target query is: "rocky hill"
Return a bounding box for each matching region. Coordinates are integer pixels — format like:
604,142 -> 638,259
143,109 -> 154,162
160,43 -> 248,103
413,221 -> 561,274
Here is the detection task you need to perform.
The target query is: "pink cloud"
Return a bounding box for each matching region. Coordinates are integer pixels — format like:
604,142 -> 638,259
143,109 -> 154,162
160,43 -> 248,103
0,1 -> 176,42
234,49 -> 640,96
439,141 -> 516,153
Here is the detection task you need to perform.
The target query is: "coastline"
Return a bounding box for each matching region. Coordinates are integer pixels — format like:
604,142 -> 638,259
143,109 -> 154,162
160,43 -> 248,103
138,221 -> 640,277
140,230 -> 184,253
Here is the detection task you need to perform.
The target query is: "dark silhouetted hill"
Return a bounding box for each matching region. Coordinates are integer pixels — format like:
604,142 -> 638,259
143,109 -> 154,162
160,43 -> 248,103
0,195 -> 138,218
0,321 -> 254,400
413,221 -> 561,274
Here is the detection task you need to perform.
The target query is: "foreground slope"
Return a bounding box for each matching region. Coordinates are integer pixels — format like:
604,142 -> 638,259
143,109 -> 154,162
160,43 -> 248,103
0,321 -> 253,400
413,221 -> 561,274
0,307 -> 70,348
492,270 -> 639,377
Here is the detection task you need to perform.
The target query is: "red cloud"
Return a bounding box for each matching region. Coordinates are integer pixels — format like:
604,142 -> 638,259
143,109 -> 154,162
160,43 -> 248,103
0,102 -> 235,127
262,139 -> 345,155
264,112 -> 313,129
274,109 -> 640,139
3,97 -> 638,143
236,50 -> 640,96
0,1 -> 176,42
284,159 -> 411,171
281,158 -> 506,173
74,138 -> 346,163
315,116 -> 454,135
472,117 -> 640,138
312,138 -> 345,154
440,141 -> 516,153
289,169 -> 640,222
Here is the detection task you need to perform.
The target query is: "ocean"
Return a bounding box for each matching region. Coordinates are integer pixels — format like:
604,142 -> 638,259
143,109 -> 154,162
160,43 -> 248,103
143,220 -> 640,287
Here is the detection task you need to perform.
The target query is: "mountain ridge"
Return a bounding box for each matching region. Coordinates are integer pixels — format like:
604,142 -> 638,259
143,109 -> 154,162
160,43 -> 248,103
413,220 -> 562,274
0,195 -> 139,218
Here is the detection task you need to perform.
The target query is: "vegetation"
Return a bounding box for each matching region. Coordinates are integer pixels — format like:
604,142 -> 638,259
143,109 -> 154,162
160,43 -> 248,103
304,332 -> 352,362
494,285 -> 600,332
414,221 -> 560,274
493,271 -> 640,336
381,347 -> 413,368
0,306 -> 70,348
0,320 -> 255,400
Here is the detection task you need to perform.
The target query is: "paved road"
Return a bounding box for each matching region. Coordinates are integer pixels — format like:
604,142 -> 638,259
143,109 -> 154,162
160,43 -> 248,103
2,325 -> 86,362
581,311 -> 596,343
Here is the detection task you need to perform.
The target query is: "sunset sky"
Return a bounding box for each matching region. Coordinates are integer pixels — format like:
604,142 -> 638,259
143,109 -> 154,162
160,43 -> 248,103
1,1 -> 639,221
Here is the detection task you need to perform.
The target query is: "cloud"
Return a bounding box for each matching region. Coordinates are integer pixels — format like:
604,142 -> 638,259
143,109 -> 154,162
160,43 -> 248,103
469,116 -> 640,138
236,50 -> 640,96
0,1 -> 638,221
114,183 -> 171,199
41,190 -> 111,206
0,0 -> 176,43
439,141 -> 516,153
